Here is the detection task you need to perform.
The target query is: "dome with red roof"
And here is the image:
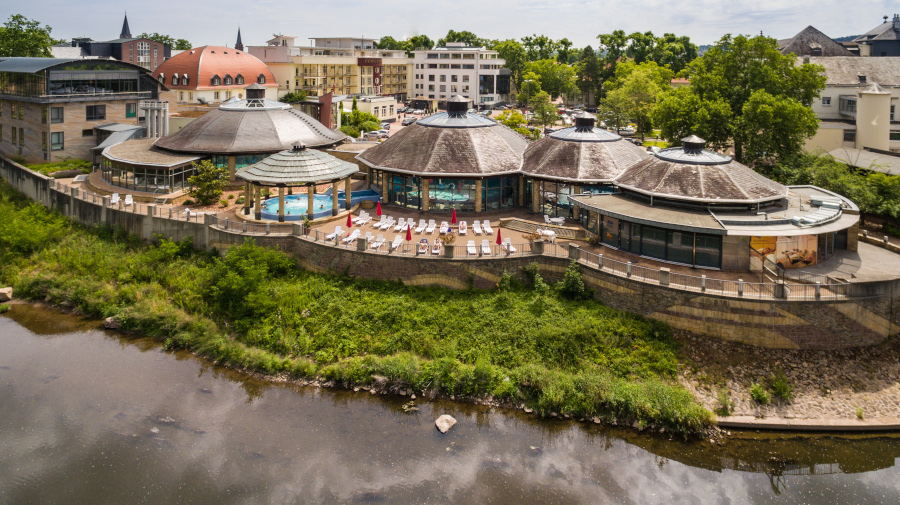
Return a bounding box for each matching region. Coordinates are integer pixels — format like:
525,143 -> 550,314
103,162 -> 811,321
152,46 -> 276,92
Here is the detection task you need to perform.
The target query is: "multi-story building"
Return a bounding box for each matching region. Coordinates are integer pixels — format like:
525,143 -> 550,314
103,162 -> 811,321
248,36 -> 411,102
410,43 -> 510,106
853,14 -> 900,57
0,57 -> 170,164
50,14 -> 172,71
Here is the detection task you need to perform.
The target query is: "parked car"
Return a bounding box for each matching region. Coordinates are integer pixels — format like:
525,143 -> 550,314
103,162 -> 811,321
376,129 -> 390,137
585,107 -> 598,113
413,109 -> 425,114
380,123 -> 391,130
401,117 -> 417,126
397,107 -> 407,113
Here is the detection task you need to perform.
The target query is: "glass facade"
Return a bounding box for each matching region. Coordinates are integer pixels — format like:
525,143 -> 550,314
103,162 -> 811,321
371,170 -> 517,212
529,180 -> 616,218
101,158 -> 194,193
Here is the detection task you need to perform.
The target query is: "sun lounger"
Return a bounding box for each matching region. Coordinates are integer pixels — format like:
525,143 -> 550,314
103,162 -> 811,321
418,239 -> 429,254
425,219 -> 436,234
439,221 -> 449,234
431,240 -> 442,255
124,194 -> 134,207
458,221 -> 467,235
374,215 -> 388,228
473,221 -> 483,235
390,235 -> 403,251
377,217 -> 394,231
482,220 -> 493,235
466,240 -> 477,256
415,219 -> 427,234
481,239 -> 491,256
109,193 -> 120,205
354,212 -> 371,225
394,218 -> 407,232
370,233 -> 385,250
341,229 -> 361,244
325,226 -> 343,241
502,237 -> 517,253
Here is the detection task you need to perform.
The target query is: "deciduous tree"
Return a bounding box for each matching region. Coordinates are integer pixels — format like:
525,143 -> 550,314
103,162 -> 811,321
187,160 -> 229,205
529,91 -> 558,130
495,39 -> 527,92
525,59 -> 576,100
138,32 -> 191,50
0,14 -> 55,57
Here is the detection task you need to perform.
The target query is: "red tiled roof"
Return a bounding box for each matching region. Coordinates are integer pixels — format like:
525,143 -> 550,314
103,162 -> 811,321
152,46 -> 277,91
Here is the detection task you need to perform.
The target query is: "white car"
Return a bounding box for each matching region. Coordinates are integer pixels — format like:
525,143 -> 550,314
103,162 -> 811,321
380,122 -> 391,129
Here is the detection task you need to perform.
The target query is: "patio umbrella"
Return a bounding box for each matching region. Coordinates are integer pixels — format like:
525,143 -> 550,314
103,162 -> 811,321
450,208 -> 457,224
346,212 -> 353,228
496,228 -> 502,245
376,201 -> 382,216
405,224 -> 412,241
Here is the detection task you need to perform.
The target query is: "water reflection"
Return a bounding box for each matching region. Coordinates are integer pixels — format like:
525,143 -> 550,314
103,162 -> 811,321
1,304 -> 899,505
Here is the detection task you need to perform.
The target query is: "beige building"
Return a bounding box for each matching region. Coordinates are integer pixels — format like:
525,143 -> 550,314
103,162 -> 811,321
339,95 -> 398,123
248,36 -> 411,101
803,56 -> 900,154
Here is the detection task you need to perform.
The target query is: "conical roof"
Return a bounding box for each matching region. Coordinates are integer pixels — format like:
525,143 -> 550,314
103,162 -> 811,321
154,100 -> 346,154
236,145 -> 358,186
522,114 -> 649,182
614,137 -> 787,204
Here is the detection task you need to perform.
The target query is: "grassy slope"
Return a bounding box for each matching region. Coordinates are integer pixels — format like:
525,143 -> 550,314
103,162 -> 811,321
0,180 -> 713,434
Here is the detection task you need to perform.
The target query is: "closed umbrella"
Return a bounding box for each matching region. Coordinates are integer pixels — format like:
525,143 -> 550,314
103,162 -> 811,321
346,212 -> 353,228
450,208 -> 457,224
376,201 -> 382,216
496,228 -> 502,245
405,224 -> 412,241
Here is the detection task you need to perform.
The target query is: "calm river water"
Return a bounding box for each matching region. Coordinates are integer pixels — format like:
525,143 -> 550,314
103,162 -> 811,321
2,304 -> 899,504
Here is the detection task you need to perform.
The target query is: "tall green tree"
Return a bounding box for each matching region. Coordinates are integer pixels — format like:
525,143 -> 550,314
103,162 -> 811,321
187,160 -> 229,205
653,34 -> 826,164
529,91 -> 559,130
376,36 -> 405,50
575,46 -> 602,105
525,59 -> 576,99
0,14 -> 55,57
495,39 -> 527,92
738,90 -> 820,166
651,87 -> 733,152
654,33 -> 699,74
597,30 -> 628,82
138,32 -> 191,50
556,38 -> 573,64
521,34 -> 559,61
603,63 -> 666,140
405,34 -> 434,56
436,30 -> 487,47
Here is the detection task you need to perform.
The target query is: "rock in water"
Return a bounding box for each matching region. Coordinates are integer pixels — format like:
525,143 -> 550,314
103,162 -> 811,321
0,287 -> 12,302
435,415 -> 457,434
103,317 -> 120,330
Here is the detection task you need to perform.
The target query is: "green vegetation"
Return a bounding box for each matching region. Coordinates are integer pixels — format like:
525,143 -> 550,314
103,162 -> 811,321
137,32 -> 191,51
856,407 -> 864,420
26,158 -> 92,177
768,368 -> 794,401
0,304 -> 9,314
279,91 -> 307,103
0,14 -> 56,57
187,159 -> 228,206
715,389 -> 734,416
0,180 -> 714,434
750,382 -> 770,404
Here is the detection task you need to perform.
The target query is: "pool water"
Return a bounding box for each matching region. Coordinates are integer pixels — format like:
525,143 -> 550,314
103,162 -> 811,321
261,189 -> 381,220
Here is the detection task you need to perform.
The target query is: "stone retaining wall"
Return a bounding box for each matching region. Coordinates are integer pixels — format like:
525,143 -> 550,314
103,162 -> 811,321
2,155 -> 898,350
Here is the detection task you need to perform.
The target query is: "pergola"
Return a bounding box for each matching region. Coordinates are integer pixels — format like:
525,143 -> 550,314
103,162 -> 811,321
235,144 -> 359,222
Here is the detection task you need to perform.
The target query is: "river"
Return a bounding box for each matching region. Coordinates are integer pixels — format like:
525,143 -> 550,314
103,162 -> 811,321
1,304 -> 899,504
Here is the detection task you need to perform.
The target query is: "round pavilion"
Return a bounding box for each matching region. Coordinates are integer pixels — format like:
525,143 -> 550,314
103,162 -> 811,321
235,144 -> 359,222
355,96 -> 528,213
522,113 -> 649,219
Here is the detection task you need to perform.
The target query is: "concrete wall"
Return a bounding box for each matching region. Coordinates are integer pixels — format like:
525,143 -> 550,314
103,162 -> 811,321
2,154 -> 898,350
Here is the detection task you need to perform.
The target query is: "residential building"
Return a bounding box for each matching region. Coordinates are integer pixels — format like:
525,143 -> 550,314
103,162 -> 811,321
50,14 -> 172,71
339,95 -> 398,123
152,46 -> 278,104
802,57 -> 900,154
0,57 -> 170,164
248,36 -> 411,101
853,14 -> 900,57
410,43 -> 510,106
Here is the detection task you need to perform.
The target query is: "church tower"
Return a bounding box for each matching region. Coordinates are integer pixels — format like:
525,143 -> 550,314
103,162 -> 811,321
235,28 -> 244,52
120,13 -> 132,39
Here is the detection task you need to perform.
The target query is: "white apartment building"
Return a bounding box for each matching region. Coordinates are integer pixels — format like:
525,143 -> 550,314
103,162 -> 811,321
248,36 -> 411,101
410,43 -> 510,105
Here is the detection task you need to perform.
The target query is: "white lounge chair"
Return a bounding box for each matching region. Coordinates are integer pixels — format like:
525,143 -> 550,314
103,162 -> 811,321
390,235 -> 403,251
377,217 -> 394,231
364,231 -> 374,243
481,239 -> 491,256
425,219 -> 436,234
374,215 -> 388,228
439,221 -> 449,234
502,237 -> 517,253
370,233 -> 385,250
394,217 -> 406,232
325,226 -> 343,241
341,229 -> 361,244
473,221 -> 483,235
458,221 -> 467,235
482,220 -> 493,235
431,240 -> 442,255
124,194 -> 134,207
466,240 -> 477,256
109,193 -> 120,205
415,219 -> 427,234
417,239 -> 429,254
354,212 -> 371,226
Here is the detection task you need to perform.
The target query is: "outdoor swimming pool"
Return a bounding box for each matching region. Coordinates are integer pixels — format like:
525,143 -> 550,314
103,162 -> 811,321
260,189 -> 381,220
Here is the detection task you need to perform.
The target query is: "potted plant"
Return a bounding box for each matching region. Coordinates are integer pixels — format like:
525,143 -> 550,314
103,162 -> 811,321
440,232 -> 456,257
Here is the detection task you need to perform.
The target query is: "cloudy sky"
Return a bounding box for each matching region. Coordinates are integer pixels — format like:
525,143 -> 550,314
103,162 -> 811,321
21,0 -> 897,49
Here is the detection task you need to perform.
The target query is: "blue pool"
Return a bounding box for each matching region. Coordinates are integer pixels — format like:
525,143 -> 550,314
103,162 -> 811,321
260,189 -> 381,221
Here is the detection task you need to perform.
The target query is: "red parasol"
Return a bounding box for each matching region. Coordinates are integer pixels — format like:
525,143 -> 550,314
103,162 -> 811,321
346,212 -> 353,228
376,201 -> 382,216
496,227 -> 503,245
405,224 -> 412,241
450,208 -> 457,224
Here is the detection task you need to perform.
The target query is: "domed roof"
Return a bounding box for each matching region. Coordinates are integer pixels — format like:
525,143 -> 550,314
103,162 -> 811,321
522,113 -> 649,183
151,46 -> 276,90
615,137 -> 788,204
154,99 -> 347,154
356,120 -> 528,177
236,145 -> 359,186
415,95 -> 496,128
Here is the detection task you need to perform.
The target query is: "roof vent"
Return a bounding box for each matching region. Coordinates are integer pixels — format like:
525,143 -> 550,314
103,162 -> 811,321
894,14 -> 900,30
682,135 -> 706,153
291,143 -> 306,152
446,95 -> 468,117
573,112 -> 596,130
859,74 -> 867,84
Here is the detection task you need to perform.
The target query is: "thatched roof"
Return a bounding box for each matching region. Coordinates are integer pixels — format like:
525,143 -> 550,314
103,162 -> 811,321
236,146 -> 358,186
154,100 -> 346,154
615,138 -> 788,204
778,26 -> 855,57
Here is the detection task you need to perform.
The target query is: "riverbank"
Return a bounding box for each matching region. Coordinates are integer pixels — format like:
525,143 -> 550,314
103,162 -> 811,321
0,180 -> 713,436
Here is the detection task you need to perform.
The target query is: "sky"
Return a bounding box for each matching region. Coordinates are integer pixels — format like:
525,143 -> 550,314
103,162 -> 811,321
19,0 -> 898,49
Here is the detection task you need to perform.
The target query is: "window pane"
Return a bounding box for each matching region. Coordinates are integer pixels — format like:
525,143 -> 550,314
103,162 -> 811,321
695,234 -> 722,268
641,226 -> 666,259
666,230 -> 694,264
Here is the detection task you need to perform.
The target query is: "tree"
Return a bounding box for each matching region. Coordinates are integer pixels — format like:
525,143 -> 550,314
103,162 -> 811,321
654,33 -> 698,74
138,32 -> 191,50
738,90 -> 819,167
187,160 -> 228,205
405,34 -> 434,56
437,30 -> 486,48
556,38 -> 573,64
521,34 -> 558,61
495,39 -> 527,92
575,46 -> 602,105
376,36 -> 404,50
529,91 -> 558,130
597,30 -> 628,82
495,110 -> 536,139
279,91 -> 307,103
653,34 -> 826,164
0,14 -> 55,57
525,59 -> 576,99
604,63 -> 666,140
652,87 -> 733,152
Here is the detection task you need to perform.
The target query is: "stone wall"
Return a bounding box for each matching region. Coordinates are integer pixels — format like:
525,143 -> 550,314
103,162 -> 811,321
2,154 -> 898,350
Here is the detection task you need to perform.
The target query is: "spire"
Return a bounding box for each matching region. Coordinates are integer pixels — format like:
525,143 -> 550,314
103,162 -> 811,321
235,27 -> 244,51
120,12 -> 132,39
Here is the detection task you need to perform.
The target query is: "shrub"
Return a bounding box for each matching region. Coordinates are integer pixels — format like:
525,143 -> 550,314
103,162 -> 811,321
750,382 -> 770,404
768,368 -> 793,401
715,389 -> 734,416
557,260 -> 593,300
340,125 -> 360,138
235,197 -> 245,205
0,304 -> 9,314
219,198 -> 229,208
183,199 -> 195,206
227,194 -> 235,200
856,407 -> 864,420
187,159 -> 229,205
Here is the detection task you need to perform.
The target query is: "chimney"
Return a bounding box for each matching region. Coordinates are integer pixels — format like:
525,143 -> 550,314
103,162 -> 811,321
894,14 -> 899,30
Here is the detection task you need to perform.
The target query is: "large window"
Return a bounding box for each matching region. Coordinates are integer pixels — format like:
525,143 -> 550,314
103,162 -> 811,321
428,178 -> 475,211
695,234 -> 722,268
50,132 -> 64,150
86,105 -> 105,121
126,103 -> 136,118
257,74 -> 266,84
101,159 -> 195,193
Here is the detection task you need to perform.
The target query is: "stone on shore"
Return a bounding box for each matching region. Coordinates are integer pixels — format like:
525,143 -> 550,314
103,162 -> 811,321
103,317 -> 120,329
0,287 -> 12,302
435,415 -> 457,434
